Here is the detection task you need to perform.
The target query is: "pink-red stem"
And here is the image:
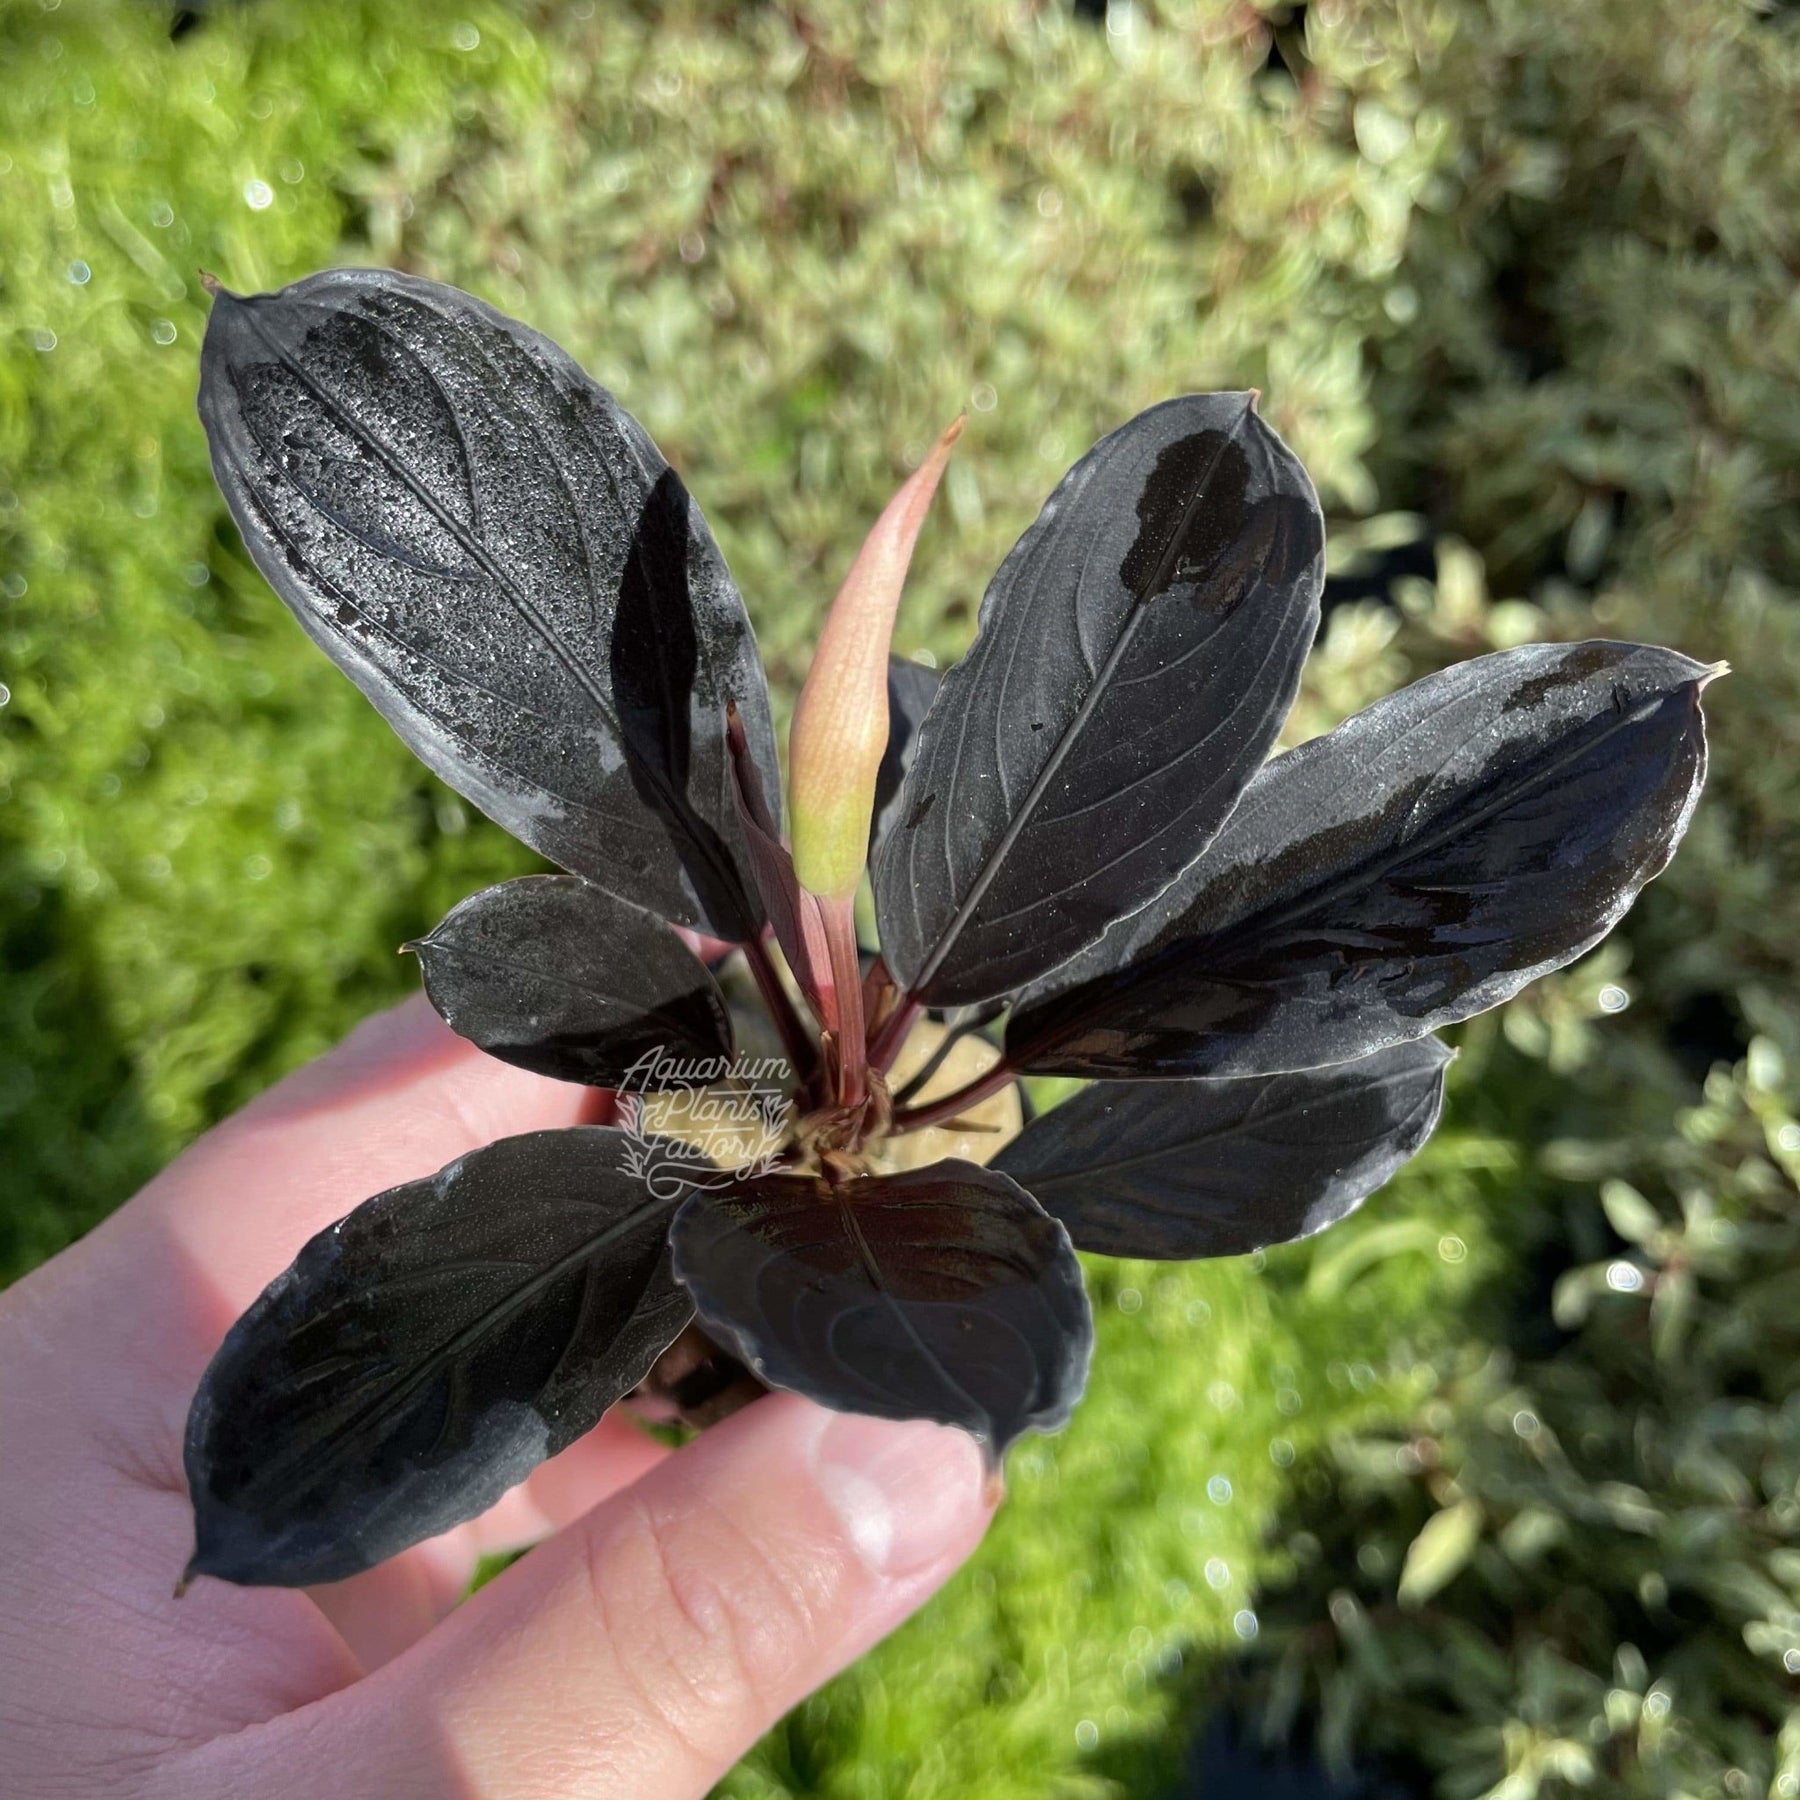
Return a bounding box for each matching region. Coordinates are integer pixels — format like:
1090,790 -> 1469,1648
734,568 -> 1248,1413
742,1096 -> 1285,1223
818,894 -> 867,1109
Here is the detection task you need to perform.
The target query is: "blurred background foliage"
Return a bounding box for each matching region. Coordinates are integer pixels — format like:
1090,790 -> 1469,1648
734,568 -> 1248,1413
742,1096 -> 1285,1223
2,0 -> 1797,1794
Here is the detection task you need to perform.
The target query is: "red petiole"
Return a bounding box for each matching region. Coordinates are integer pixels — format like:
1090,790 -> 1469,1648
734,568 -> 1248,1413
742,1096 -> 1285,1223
816,894 -> 868,1109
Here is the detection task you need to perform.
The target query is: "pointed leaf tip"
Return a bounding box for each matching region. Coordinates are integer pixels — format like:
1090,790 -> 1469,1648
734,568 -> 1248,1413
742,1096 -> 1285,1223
409,876 -> 733,1089
195,267 -> 780,939
184,1128 -> 692,1585
1009,639 -> 1711,1077
875,392 -> 1325,1004
789,417 -> 964,899
995,1038 -> 1451,1259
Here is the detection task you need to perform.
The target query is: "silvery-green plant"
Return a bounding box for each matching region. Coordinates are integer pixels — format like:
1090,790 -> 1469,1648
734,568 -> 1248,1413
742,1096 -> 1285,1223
181,270 -> 1715,1588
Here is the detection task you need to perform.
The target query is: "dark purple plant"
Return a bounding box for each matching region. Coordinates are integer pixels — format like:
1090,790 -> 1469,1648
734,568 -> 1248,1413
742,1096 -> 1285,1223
180,269 -> 1716,1588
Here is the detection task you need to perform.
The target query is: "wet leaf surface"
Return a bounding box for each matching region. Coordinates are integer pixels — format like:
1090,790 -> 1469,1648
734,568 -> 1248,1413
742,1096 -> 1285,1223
1009,641 -> 1712,1077
408,875 -> 733,1089
184,1128 -> 691,1586
994,1038 -> 1451,1258
199,269 -> 779,939
669,1161 -> 1091,1459
875,394 -> 1324,1005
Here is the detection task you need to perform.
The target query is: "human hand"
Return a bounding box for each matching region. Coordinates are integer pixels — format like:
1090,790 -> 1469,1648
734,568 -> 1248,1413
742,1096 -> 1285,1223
0,997 -> 993,1798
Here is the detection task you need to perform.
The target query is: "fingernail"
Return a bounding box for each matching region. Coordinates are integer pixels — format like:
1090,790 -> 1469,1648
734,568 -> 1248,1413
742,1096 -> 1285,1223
810,1411 -> 990,1581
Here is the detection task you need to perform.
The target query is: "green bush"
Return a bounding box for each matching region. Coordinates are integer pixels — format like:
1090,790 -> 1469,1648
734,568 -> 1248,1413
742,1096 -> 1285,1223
1239,1038 -> 1800,1799
0,0 -> 551,1275
3,2 -> 1796,1796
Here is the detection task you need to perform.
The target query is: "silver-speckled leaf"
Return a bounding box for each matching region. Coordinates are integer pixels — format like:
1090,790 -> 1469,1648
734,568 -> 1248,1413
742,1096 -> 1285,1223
875,394 -> 1324,1006
184,1128 -> 690,1587
408,876 -> 733,1088
994,1038 -> 1452,1259
1009,641 -> 1714,1078
669,1162 -> 1092,1460
198,268 -> 779,940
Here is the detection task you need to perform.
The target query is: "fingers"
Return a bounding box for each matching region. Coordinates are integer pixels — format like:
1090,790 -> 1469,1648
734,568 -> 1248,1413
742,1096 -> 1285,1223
329,1396 -> 993,1800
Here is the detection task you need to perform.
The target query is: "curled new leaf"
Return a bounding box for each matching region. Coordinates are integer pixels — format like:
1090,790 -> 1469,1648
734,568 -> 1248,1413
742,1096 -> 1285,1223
669,1162 -> 1092,1458
789,417 -> 961,899
1009,641 -> 1714,1078
875,393 -> 1324,1006
184,1128 -> 691,1587
993,1038 -> 1452,1259
198,268 -> 780,939
407,876 -> 733,1088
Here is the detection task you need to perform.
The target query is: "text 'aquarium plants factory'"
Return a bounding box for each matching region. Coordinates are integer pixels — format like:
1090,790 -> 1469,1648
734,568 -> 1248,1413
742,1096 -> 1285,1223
178,268 -> 1714,1590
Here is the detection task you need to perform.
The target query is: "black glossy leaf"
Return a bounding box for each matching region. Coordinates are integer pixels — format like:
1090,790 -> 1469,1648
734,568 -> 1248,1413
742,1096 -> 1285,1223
874,393 -> 1324,1006
993,1038 -> 1452,1259
198,268 -> 780,940
184,1128 -> 691,1587
1009,641 -> 1714,1078
669,1162 -> 1091,1459
871,655 -> 941,855
407,876 -> 732,1089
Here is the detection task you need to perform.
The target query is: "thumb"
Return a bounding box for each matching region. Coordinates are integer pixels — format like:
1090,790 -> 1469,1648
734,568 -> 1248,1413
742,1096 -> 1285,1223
322,1395 -> 993,1799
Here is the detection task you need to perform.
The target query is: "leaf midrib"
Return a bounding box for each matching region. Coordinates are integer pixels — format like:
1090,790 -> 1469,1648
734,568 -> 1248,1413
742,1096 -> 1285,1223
420,939 -> 727,1040
235,290 -> 760,936
907,401 -> 1255,994
1016,1068 -> 1433,1192
244,1187 -> 680,1500
834,1192 -> 991,1428
1182,680 -> 1688,966
234,297 -> 626,737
